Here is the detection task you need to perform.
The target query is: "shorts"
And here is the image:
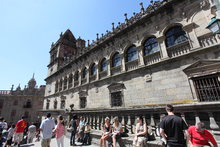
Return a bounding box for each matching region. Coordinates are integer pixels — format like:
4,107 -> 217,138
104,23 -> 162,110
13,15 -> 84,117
14,132 -> 24,143
41,138 -> 51,147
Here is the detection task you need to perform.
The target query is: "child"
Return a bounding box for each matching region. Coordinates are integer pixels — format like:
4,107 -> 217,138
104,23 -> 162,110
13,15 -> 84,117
82,122 -> 91,145
5,124 -> 15,147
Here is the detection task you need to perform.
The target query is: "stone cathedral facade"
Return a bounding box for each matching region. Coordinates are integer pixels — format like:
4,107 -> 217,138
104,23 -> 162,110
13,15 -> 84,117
43,0 -> 220,142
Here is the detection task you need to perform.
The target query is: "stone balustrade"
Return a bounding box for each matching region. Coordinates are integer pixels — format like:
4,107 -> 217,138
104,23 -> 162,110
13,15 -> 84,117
89,75 -> 96,82
81,78 -> 87,85
167,41 -> 191,58
111,66 -> 121,75
198,33 -> 220,48
125,60 -> 139,71
68,103 -> 220,143
99,71 -> 108,79
144,52 -> 162,65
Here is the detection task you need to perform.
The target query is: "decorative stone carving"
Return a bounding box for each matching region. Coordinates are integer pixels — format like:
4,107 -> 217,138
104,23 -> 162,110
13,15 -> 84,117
107,83 -> 126,93
145,74 -> 152,82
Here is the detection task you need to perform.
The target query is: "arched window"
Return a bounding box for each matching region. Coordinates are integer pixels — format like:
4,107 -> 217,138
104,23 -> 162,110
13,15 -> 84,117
64,77 -> 67,89
100,58 -> 108,72
165,26 -> 187,47
59,80 -> 63,91
54,99 -> 57,109
74,71 -> 79,81
126,45 -> 138,62
112,52 -> 121,67
144,37 -> 159,55
82,67 -> 87,79
55,81 -> 59,92
68,74 -> 73,88
90,63 -> 97,76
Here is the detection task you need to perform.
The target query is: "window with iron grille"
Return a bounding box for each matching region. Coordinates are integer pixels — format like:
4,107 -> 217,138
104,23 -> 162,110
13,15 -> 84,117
193,74 -> 220,102
111,91 -> 122,107
60,99 -> 66,109
46,101 -> 50,110
80,97 -> 87,108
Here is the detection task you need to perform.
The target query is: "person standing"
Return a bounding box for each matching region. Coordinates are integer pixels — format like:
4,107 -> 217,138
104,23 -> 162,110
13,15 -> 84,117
160,104 -> 188,147
188,122 -> 218,147
77,116 -> 85,142
13,116 -> 27,147
5,124 -> 15,147
40,113 -> 55,147
53,115 -> 65,147
27,122 -> 36,143
0,117 -> 7,132
82,122 -> 91,145
70,114 -> 78,146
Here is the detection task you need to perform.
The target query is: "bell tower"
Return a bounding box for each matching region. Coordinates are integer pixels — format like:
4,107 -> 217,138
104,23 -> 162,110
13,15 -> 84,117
47,29 -> 78,76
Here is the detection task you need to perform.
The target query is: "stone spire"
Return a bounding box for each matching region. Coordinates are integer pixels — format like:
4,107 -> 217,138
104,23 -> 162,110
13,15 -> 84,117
28,73 -> 36,89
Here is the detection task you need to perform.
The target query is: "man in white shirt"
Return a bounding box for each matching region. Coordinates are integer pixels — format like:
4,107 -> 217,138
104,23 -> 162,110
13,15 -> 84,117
40,113 -> 55,147
0,117 -> 8,131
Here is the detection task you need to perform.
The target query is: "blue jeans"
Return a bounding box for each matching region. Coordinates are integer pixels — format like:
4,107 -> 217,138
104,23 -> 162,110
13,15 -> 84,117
70,131 -> 76,145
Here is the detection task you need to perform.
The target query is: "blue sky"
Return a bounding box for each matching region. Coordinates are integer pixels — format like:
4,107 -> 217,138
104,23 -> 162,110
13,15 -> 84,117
0,0 -> 150,90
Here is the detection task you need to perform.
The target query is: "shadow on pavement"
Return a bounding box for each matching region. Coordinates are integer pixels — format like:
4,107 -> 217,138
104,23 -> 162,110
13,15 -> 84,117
20,143 -> 35,147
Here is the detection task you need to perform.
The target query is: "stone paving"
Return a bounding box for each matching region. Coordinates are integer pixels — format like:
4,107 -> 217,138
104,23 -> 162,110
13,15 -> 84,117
19,136 -> 98,147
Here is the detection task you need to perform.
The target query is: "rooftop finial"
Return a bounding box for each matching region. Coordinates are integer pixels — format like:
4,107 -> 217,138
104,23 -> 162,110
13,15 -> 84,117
88,40 -> 90,46
11,85 -> 14,91
124,13 -> 128,23
60,32 -> 63,37
140,2 -> 144,13
101,33 -> 104,38
32,73 -> 35,79
96,33 -> 99,40
133,12 -> 136,16
51,42 -> 54,47
112,22 -> 115,31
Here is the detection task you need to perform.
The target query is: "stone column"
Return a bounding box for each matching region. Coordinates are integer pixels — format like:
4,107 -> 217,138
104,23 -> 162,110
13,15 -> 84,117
96,65 -> 100,80
86,69 -> 89,83
126,115 -> 133,134
157,36 -> 169,59
208,112 -> 220,141
183,23 -> 200,50
121,54 -> 126,72
66,75 -> 69,89
181,113 -> 188,126
195,112 -> 200,125
91,116 -> 94,129
136,46 -> 145,67
79,71 -> 82,85
107,60 -> 111,76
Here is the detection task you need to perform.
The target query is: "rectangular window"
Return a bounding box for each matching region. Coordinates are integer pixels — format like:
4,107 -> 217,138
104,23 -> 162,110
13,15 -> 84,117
80,97 -> 86,108
111,91 -> 122,107
193,74 -> 220,102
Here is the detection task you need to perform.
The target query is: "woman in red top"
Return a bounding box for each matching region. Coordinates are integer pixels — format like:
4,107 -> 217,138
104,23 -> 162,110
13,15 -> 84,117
188,122 -> 218,147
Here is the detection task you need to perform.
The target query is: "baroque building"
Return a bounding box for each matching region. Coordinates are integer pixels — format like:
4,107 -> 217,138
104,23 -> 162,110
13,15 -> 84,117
0,76 -> 45,124
43,0 -> 220,143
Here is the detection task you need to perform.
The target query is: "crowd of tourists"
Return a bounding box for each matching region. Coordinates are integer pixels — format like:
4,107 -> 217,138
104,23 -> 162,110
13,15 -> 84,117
0,104 -> 218,147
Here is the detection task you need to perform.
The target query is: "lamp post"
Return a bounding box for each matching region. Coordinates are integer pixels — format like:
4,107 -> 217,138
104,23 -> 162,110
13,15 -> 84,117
207,0 -> 220,34
207,17 -> 220,34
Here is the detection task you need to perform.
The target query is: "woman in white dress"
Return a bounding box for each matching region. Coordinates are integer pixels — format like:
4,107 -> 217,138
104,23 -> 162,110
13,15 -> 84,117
133,116 -> 148,147
112,117 -> 123,147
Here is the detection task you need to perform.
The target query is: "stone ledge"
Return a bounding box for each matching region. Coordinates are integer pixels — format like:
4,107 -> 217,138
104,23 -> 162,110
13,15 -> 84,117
90,130 -> 163,147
